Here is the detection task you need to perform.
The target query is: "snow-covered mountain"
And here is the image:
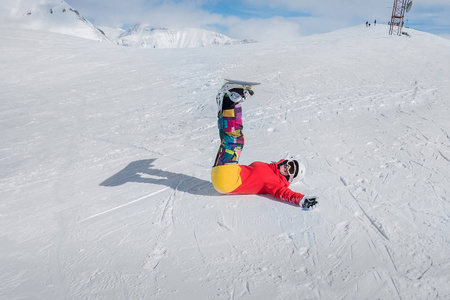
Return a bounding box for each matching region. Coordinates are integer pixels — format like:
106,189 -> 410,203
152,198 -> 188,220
0,0 -> 110,42
115,24 -> 255,48
1,24 -> 450,299
0,1 -> 253,48
96,25 -> 125,41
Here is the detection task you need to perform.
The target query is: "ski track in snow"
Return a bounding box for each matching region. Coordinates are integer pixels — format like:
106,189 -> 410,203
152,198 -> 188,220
1,25 -> 450,299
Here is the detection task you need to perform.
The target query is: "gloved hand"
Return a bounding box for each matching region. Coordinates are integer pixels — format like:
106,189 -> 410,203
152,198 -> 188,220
300,196 -> 318,209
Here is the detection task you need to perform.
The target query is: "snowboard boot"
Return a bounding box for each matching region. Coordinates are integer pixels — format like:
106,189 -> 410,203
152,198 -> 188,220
216,83 -> 255,115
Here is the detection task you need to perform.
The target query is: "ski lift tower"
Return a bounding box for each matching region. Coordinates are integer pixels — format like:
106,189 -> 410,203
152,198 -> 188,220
389,0 -> 413,35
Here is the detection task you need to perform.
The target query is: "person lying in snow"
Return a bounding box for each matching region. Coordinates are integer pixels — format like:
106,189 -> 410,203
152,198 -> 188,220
210,81 -> 317,208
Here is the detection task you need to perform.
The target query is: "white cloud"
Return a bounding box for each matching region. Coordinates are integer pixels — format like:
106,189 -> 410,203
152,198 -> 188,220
61,0 -> 450,40
225,16 -> 305,42
3,0 -> 448,41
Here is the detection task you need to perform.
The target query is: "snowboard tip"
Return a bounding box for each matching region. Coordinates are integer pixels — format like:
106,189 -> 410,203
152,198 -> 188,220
224,78 -> 261,86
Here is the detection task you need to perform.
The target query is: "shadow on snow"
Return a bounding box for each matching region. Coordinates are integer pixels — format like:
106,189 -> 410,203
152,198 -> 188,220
100,158 -> 218,196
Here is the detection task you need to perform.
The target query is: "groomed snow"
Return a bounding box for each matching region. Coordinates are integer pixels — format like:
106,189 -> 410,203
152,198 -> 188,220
1,25 -> 450,299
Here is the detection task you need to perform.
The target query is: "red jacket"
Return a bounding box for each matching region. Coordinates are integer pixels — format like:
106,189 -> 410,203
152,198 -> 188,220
231,160 -> 304,205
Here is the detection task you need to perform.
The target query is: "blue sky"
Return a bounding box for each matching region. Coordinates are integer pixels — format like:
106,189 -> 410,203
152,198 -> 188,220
66,0 -> 450,41
200,1 -> 311,19
406,3 -> 450,36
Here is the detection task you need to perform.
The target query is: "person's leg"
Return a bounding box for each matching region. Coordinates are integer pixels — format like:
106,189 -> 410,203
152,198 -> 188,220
211,84 -> 255,193
213,89 -> 245,166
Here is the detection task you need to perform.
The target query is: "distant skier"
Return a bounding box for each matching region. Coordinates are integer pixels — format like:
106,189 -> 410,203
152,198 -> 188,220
210,80 -> 317,208
374,20 -> 377,26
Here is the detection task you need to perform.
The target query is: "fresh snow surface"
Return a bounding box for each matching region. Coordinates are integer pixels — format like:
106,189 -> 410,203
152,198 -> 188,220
1,25 -> 450,299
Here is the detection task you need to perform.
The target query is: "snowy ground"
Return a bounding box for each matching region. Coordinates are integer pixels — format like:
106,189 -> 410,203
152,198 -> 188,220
1,25 -> 450,299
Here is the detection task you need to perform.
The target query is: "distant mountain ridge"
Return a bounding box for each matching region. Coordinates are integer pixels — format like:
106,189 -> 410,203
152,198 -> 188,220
114,24 -> 255,49
0,1 -> 254,48
0,0 -> 111,42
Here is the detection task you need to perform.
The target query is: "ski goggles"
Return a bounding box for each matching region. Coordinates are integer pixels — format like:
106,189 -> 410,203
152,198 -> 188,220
287,160 -> 297,181
279,159 -> 298,181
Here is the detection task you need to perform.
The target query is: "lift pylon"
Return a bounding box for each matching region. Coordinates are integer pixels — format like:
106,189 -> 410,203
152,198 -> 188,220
389,0 -> 408,36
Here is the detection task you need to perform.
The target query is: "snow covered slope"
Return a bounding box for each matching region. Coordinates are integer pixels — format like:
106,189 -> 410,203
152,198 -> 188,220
1,25 -> 450,299
97,25 -> 125,41
0,0 -> 110,42
115,24 -> 252,48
